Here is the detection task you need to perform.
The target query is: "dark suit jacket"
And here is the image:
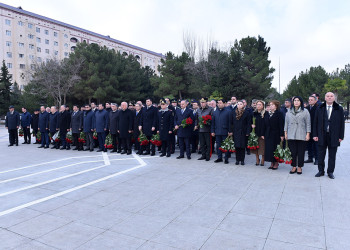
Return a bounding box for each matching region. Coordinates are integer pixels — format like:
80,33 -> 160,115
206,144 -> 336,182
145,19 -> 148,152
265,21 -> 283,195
6,111 -> 20,129
58,111 -> 71,131
140,106 -> 158,136
70,111 -> 83,133
38,111 -> 49,131
158,109 -> 174,141
174,107 -> 194,138
211,108 -> 231,136
49,112 -> 59,133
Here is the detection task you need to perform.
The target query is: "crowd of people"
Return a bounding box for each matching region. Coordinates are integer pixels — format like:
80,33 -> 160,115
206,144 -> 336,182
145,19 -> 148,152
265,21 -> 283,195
5,91 -> 345,179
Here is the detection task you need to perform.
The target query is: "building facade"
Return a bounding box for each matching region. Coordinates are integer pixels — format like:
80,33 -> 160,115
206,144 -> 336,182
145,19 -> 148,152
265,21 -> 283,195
0,3 -> 163,89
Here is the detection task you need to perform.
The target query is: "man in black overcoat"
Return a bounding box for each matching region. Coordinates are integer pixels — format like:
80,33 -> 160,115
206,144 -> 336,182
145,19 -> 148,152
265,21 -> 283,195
139,98 -> 158,155
109,103 -> 119,153
58,105 -> 71,150
314,92 -> 345,179
117,102 -> 134,155
5,105 -> 20,146
157,99 -> 174,157
133,103 -> 143,154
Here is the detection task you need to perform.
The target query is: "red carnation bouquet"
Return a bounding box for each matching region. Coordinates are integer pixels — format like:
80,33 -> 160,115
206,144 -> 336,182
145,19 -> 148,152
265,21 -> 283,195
66,131 -> 73,144
247,117 -> 259,150
138,131 -> 149,146
284,140 -> 292,164
274,141 -> 285,163
199,115 -> 212,128
78,131 -> 86,143
174,117 -> 193,131
52,132 -> 60,143
104,133 -> 113,149
219,135 -> 236,153
19,128 -> 24,137
93,131 -> 98,140
36,131 -> 41,143
150,133 -> 162,146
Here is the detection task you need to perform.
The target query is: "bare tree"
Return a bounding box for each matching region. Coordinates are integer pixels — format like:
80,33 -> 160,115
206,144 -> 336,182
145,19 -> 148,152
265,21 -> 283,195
29,57 -> 83,106
183,30 -> 197,59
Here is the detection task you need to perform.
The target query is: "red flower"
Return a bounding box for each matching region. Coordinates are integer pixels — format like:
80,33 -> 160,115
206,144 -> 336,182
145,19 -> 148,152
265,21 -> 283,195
186,117 -> 193,125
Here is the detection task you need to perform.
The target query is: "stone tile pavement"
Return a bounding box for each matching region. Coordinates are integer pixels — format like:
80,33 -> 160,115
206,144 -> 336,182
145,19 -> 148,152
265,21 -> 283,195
0,124 -> 350,249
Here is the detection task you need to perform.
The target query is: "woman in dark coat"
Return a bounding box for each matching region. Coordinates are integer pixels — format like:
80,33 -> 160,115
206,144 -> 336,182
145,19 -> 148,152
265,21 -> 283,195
265,100 -> 285,170
252,100 -> 268,166
232,101 -> 252,165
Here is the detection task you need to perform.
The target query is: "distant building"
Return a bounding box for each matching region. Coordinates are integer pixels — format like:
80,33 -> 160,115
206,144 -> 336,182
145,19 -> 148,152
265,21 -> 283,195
0,3 -> 164,89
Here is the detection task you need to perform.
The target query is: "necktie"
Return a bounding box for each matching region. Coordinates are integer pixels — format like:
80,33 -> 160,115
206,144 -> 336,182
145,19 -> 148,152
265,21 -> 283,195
327,106 -> 331,119
181,109 -> 184,114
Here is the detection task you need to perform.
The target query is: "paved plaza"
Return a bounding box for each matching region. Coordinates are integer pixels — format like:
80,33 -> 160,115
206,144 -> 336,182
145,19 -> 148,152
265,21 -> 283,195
0,124 -> 350,250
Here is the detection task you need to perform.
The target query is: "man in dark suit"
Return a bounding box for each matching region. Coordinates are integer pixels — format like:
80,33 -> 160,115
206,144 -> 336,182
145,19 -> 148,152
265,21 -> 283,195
139,98 -> 158,156
95,104 -> 109,152
305,96 -> 319,165
157,99 -> 174,157
71,105 -> 83,151
58,105 -> 71,150
31,109 -> 40,144
211,99 -> 232,164
169,99 -> 179,154
117,102 -> 134,155
314,92 -> 345,179
20,107 -> 31,144
5,105 -> 20,147
175,100 -> 195,160
49,106 -> 59,149
38,106 -> 50,148
133,103 -> 143,154
109,103 -> 119,153
83,104 -> 95,152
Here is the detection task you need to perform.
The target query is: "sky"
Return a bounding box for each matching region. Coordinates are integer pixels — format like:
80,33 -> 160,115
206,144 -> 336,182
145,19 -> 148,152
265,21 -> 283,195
3,0 -> 350,92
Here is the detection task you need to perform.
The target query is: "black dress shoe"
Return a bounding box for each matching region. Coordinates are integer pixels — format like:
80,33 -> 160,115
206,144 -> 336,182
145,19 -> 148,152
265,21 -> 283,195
187,156 -> 191,160
51,146 -> 56,149
97,149 -> 103,152
268,166 -> 273,169
117,150 -> 122,153
241,161 -> 245,165
73,148 -> 78,150
314,160 -> 318,165
206,158 -> 210,161
297,170 -> 302,175
214,159 -> 223,163
235,161 -> 239,165
290,168 -> 297,174
328,173 -> 335,179
198,156 -> 205,160
60,147 -> 66,150
315,172 -> 325,177
121,151 -> 126,154
22,142 -> 27,144
166,154 -> 171,157
90,149 -> 94,152
127,151 -> 131,155
8,144 -> 14,147
151,152 -> 155,156
176,156 -> 184,159
38,146 -> 44,148
136,151 -> 141,155
224,159 -> 229,164
160,154 -> 165,157
44,146 -> 49,149
66,147 -> 71,150
144,152 -> 150,155
304,159 -> 313,163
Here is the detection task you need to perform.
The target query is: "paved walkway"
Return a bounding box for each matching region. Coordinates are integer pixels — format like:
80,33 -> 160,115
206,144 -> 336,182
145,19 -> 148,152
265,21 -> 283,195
0,124 -> 349,249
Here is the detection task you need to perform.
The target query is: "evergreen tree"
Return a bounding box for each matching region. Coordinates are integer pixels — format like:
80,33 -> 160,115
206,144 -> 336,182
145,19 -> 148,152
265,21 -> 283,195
0,60 -> 13,115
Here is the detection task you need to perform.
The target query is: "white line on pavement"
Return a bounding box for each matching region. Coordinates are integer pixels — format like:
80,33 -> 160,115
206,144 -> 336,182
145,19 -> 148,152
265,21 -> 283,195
102,152 -> 111,165
0,155 -> 102,174
0,158 -> 134,197
0,153 -> 147,217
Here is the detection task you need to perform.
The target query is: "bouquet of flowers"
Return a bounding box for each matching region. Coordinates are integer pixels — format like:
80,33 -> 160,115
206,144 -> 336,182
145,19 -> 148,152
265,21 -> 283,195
36,131 -> 41,143
175,117 -> 193,130
273,141 -> 285,163
52,131 -> 60,143
78,131 -> 86,143
18,128 -> 24,137
284,140 -> 292,164
104,133 -> 113,149
247,117 -> 259,150
93,131 -> 98,140
198,115 -> 212,128
32,130 -> 36,137
219,135 -> 236,153
66,131 -> 73,144
49,133 -> 53,141
138,131 -> 149,146
150,133 -> 162,146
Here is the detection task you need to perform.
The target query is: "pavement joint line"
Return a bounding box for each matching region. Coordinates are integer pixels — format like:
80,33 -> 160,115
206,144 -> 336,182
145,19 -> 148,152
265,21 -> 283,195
0,155 -> 103,175
102,152 -> 110,165
0,153 -> 147,217
0,158 -> 135,197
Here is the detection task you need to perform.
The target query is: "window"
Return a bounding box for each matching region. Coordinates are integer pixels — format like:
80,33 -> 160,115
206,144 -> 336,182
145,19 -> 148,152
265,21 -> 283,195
28,23 -> 33,28
45,39 -> 49,45
19,54 -> 24,58
54,41 -> 58,46
29,55 -> 34,60
45,49 -> 49,54
36,37 -> 41,43
64,52 -> 69,57
18,21 -> 23,26
64,43 -> 68,48
6,41 -> 12,46
20,64 -> 25,69
36,27 -> 40,33
37,57 -> 42,62
54,32 -> 58,37
29,44 -> 34,49
37,47 -> 41,52
19,42 -> 24,47
28,34 -> 34,39
45,30 -> 49,35
5,19 -> 11,25
54,50 -> 58,55
64,34 -> 68,38
7,63 -> 12,68
7,52 -> 12,58
31,64 -> 35,70
6,30 -> 11,36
